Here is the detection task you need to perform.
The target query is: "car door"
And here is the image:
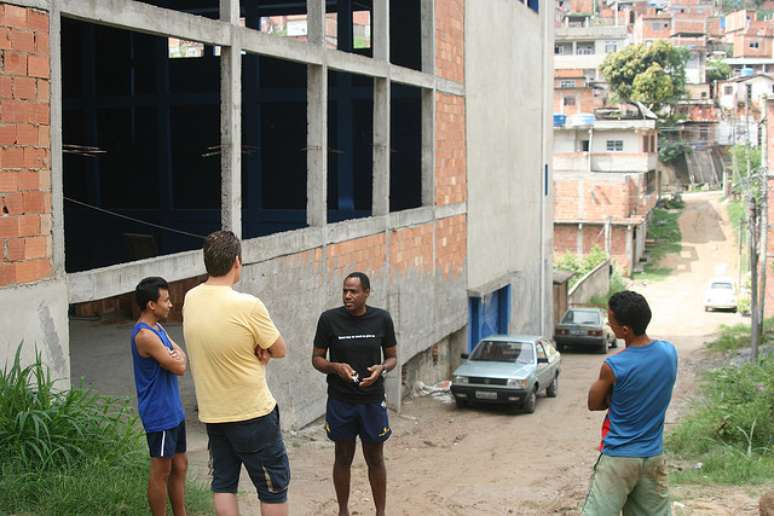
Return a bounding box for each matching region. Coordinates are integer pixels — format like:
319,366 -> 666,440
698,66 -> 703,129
535,341 -> 552,387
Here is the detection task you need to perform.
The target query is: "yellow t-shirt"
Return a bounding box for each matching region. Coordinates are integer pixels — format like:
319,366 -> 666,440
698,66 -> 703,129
182,284 -> 280,423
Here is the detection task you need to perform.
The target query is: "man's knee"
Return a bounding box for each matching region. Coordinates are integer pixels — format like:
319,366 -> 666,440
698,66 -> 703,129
362,443 -> 385,469
172,453 -> 188,476
334,441 -> 356,466
150,458 -> 173,481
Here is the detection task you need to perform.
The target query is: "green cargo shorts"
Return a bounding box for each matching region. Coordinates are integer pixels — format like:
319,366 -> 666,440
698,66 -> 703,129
581,453 -> 671,516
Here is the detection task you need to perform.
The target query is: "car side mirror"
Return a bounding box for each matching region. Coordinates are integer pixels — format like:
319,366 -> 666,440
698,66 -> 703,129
537,357 -> 549,364
461,353 -> 469,359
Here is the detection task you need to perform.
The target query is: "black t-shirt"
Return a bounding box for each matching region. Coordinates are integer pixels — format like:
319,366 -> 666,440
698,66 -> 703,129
314,306 -> 397,404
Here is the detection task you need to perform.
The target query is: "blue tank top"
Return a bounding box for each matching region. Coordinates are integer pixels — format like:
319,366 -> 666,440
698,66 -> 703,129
603,340 -> 678,457
131,322 -> 185,433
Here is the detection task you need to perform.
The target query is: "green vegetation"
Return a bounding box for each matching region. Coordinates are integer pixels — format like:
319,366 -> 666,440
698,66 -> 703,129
668,359 -> 774,484
0,346 -> 211,515
706,59 -> 731,83
589,270 -> 627,308
555,246 -> 608,289
600,41 -> 689,113
634,207 -> 682,281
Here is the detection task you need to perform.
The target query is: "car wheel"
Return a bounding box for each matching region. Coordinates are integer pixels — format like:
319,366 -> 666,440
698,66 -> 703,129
610,337 -> 618,349
546,374 -> 559,398
598,339 -> 608,355
522,387 -> 537,414
455,398 -> 467,409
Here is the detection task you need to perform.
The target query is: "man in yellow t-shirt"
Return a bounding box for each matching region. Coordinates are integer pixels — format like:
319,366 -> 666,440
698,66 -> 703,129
183,230 -> 289,516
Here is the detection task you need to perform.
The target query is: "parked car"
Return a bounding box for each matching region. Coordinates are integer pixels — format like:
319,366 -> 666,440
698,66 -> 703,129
704,277 -> 737,312
450,335 -> 560,414
554,307 -> 616,354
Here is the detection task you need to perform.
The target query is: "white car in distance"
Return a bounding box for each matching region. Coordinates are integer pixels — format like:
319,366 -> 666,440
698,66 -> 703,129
704,277 -> 737,312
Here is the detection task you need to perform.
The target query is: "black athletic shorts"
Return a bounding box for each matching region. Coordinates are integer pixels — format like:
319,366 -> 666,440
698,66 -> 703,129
146,420 -> 186,459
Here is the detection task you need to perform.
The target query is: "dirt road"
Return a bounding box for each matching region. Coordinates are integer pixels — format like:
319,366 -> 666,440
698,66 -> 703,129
186,191 -> 766,515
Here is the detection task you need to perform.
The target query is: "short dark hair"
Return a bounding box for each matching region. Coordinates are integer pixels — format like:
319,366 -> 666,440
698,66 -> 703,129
345,272 -> 370,291
135,276 -> 169,311
608,290 -> 652,336
203,230 -> 241,277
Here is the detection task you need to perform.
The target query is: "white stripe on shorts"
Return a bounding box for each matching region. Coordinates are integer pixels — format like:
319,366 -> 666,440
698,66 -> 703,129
160,430 -> 166,457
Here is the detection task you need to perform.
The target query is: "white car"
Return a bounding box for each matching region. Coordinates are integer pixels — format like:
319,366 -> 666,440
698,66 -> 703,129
704,278 -> 737,312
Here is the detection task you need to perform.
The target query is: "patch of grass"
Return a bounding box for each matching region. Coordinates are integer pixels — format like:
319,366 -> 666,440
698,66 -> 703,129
706,318 -> 774,353
635,207 -> 682,281
0,346 -> 212,515
667,359 -> 774,485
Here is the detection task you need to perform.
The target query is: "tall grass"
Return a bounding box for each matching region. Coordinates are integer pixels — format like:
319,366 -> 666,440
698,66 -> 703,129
668,359 -> 774,484
635,207 -> 682,281
0,346 -> 212,515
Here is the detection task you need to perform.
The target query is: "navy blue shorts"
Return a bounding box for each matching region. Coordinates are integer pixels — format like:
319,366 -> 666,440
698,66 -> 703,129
325,398 -> 392,443
206,405 -> 290,504
146,420 -> 186,459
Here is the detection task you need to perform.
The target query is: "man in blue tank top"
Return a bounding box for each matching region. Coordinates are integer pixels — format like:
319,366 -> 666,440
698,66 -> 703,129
583,290 -> 678,516
131,276 -> 188,516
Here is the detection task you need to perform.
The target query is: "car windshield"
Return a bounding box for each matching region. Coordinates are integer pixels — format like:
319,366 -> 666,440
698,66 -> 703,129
710,282 -> 733,290
561,310 -> 600,325
469,340 -> 534,363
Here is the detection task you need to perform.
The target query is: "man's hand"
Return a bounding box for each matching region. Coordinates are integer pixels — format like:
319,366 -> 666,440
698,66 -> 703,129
359,364 -> 384,389
334,362 -> 356,382
255,347 -> 271,365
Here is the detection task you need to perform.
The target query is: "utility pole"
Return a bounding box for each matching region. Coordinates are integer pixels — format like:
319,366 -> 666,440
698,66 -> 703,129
746,86 -> 761,360
756,112 -> 769,362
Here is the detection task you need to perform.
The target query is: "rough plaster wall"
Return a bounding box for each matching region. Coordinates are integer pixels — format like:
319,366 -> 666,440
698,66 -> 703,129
465,0 -> 546,336
0,278 -> 69,386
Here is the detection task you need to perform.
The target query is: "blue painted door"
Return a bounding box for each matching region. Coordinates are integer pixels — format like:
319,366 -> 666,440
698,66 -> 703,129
468,285 -> 512,351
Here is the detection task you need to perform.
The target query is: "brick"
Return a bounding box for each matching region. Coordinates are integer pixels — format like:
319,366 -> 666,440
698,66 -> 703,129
39,213 -> 51,234
15,258 -> 51,284
9,29 -> 34,52
32,102 -> 48,124
0,262 -> 14,286
22,190 -> 45,213
36,78 -> 48,101
0,171 -> 18,192
0,28 -> 10,49
0,123 -> 15,144
15,123 -> 36,145
1,99 -> 33,123
18,171 -> 38,190
13,76 -> 34,100
37,169 -> 49,191
0,215 -> 17,237
27,55 -> 48,78
23,147 -> 47,168
2,50 -> 26,75
5,237 -> 23,260
27,10 -> 47,33
0,75 -> 10,97
0,191 -> 22,214
23,235 -> 46,259
1,147 -> 23,168
34,32 -> 47,56
17,214 -> 39,236
1,5 -> 28,29
38,124 -> 48,145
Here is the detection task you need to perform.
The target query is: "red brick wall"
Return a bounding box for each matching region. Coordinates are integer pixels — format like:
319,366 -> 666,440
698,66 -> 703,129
327,234 -> 386,278
554,223 -> 632,274
553,87 -> 600,115
0,4 -> 50,288
436,214 -> 465,278
390,223 -> 433,274
435,0 -> 464,83
435,93 -> 466,206
554,176 -> 634,221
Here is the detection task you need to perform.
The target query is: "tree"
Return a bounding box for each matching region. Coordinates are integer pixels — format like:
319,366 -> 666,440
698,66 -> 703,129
706,59 -> 731,83
600,41 -> 689,113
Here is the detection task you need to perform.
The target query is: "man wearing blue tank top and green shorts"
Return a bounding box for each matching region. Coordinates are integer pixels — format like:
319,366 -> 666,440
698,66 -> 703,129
131,276 -> 189,516
583,290 -> 678,516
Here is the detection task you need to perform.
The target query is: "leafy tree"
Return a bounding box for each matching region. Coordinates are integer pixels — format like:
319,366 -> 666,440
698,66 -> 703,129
706,59 -> 731,83
600,41 -> 689,113
659,141 -> 691,164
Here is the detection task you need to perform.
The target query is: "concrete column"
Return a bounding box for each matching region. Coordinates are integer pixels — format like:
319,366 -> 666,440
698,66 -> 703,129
604,217 -> 612,255
625,224 -> 634,276
420,0 -> 435,74
373,78 -> 391,216
373,0 -> 390,62
307,0 -> 325,46
220,0 -> 242,236
307,65 -> 328,227
577,223 -> 584,255
421,89 -> 435,207
50,4 -> 65,275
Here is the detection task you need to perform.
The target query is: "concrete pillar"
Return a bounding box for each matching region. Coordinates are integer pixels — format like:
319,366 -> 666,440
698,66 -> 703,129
384,363 -> 402,413
421,0 -> 435,74
50,3 -> 65,275
220,0 -> 242,236
421,89 -> 435,207
626,224 -> 634,276
604,217 -> 612,255
577,223 -> 584,255
306,0 -> 327,227
373,78 -> 391,216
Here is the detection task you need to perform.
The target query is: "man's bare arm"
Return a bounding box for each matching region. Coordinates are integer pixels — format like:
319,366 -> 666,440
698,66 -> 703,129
136,330 -> 186,376
312,346 -> 354,381
588,362 -> 615,411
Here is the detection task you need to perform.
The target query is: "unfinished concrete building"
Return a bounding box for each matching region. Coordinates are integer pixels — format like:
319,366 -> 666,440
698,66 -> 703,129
0,0 -> 554,428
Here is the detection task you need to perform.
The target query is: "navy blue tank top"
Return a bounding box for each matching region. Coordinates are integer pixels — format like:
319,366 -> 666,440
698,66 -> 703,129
130,322 -> 185,432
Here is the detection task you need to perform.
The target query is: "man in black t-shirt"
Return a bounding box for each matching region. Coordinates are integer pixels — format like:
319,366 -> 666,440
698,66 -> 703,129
312,272 -> 397,516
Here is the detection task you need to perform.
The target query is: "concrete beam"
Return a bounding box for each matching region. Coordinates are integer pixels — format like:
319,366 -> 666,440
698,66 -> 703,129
241,227 -> 323,265
326,216 -> 387,245
59,0 -> 230,45
390,64 -> 435,89
307,64 -> 328,227
388,206 -> 433,229
372,78 -> 390,216
4,0 -> 49,10
435,77 -> 465,97
239,26 -> 324,65
327,50 -> 388,79
220,2 -> 242,236
434,202 -> 467,219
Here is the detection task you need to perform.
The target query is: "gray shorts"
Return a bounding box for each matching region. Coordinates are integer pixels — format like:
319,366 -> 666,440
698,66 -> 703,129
582,453 -> 671,516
